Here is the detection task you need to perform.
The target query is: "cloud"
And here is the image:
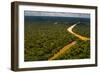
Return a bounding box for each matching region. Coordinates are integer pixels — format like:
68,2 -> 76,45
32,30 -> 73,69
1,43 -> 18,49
24,11 -> 90,18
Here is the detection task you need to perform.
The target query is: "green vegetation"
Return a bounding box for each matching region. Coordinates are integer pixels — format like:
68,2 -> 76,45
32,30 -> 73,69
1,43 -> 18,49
24,21 -> 77,61
55,40 -> 90,60
24,21 -> 90,61
73,22 -> 90,37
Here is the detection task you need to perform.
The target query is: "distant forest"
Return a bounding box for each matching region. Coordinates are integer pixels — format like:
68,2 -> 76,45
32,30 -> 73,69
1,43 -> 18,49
25,16 -> 90,23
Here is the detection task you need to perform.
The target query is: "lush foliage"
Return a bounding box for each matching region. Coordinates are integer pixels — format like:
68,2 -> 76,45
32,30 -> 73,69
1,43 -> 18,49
24,21 -> 77,61
24,21 -> 90,61
73,22 -> 90,37
55,40 -> 90,60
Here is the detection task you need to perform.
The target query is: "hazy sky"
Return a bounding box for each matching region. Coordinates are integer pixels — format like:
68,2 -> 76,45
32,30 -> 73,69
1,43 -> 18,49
24,11 -> 90,18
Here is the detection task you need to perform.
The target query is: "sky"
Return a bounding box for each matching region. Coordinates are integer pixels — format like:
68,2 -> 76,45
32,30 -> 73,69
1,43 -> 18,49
24,11 -> 90,18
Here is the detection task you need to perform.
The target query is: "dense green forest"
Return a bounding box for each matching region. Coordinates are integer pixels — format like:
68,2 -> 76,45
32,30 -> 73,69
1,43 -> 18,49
73,22 -> 90,37
24,21 -> 90,61
55,40 -> 90,60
